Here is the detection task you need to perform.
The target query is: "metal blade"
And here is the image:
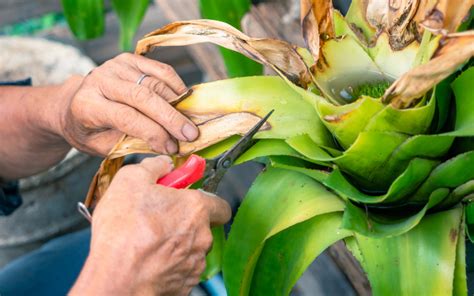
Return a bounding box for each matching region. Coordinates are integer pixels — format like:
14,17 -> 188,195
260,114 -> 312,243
202,110 -> 274,193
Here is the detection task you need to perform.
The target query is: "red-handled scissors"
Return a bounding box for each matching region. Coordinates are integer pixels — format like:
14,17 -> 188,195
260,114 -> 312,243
157,110 -> 274,192
77,110 -> 273,222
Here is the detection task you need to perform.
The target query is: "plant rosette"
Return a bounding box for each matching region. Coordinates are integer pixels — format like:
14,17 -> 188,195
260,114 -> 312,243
88,0 -> 474,295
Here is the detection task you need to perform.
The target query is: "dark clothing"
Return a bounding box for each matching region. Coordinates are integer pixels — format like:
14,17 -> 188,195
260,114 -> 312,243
0,78 -> 31,216
0,228 -> 91,296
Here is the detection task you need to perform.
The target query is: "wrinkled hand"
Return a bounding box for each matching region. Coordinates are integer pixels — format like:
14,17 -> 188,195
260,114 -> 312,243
70,156 -> 231,296
59,53 -> 198,156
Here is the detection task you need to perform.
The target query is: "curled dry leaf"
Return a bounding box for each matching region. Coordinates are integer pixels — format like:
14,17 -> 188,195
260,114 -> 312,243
136,19 -> 312,87
416,0 -> 474,34
348,0 -> 472,49
86,112 -> 270,207
300,0 -> 335,67
383,31 -> 474,108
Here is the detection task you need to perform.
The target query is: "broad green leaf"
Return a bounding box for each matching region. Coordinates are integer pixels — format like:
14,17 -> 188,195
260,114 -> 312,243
270,159 -> 329,183
451,67 -> 474,135
334,131 -> 409,190
316,97 -> 384,149
413,151 -> 474,202
324,158 -> 439,204
344,0 -> 375,42
433,76 -> 455,132
354,207 -> 464,295
61,0 -> 104,39
453,215 -> 467,296
364,90 -> 436,135
111,0 -> 149,51
368,32 -> 419,78
223,168 -> 344,296
199,0 -> 262,77
341,187 -> 448,238
466,202 -> 474,242
177,76 -> 333,146
285,134 -> 334,163
250,213 -> 352,295
236,139 -> 303,165
201,226 -> 225,281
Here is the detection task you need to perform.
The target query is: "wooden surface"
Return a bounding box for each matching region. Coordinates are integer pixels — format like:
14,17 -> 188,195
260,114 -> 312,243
154,0 -> 228,80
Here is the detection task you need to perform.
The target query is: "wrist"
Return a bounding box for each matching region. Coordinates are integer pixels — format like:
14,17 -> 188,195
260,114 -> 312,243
46,75 -> 83,139
26,75 -> 83,149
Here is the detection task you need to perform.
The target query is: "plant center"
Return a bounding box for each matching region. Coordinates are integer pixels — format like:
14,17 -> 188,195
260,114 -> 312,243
328,71 -> 395,104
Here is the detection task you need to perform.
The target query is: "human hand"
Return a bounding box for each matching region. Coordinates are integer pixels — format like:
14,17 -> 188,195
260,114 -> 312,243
70,156 -> 231,296
58,53 -> 198,156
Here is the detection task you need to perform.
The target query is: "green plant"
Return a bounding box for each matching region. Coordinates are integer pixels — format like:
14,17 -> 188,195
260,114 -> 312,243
90,0 -> 474,295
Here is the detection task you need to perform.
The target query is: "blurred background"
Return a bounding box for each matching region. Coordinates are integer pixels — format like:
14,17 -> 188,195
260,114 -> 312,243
0,1 -> 365,295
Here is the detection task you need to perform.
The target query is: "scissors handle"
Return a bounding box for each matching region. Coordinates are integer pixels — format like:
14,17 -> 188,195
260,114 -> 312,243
156,154 -> 206,189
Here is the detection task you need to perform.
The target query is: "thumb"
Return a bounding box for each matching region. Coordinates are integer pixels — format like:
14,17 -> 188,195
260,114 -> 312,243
138,155 -> 174,181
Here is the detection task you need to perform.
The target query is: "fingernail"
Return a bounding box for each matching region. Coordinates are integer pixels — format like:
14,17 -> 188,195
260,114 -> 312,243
198,189 -> 217,197
166,140 -> 178,154
182,123 -> 199,141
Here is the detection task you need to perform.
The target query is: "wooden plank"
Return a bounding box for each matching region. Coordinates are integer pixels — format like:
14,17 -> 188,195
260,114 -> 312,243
328,241 -> 372,295
154,0 -> 227,80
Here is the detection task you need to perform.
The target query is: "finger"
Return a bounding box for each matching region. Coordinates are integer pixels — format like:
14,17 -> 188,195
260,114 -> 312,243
97,78 -> 199,142
195,190 -> 232,226
119,53 -> 187,94
138,75 -> 179,102
109,63 -> 180,102
139,156 -> 174,179
84,93 -> 178,154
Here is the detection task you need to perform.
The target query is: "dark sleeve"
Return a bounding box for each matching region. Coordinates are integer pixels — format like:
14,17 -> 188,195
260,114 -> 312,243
0,77 -> 32,216
0,181 -> 22,216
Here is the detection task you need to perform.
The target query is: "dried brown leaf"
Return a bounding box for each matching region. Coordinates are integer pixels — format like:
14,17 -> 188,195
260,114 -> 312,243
416,0 -> 474,34
300,0 -> 335,65
383,31 -> 474,108
136,19 -> 312,87
86,112 -> 270,206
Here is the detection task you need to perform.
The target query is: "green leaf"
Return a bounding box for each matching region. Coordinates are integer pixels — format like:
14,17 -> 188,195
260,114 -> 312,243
413,151 -> 474,202
111,0 -> 149,51
201,226 -> 225,281
236,139 -> 304,165
61,0 -> 104,39
453,214 -> 467,296
250,213 -> 352,295
354,207 -> 464,295
451,67 -> 474,135
177,76 -> 333,146
324,158 -> 439,204
466,202 -> 474,243
341,188 -> 447,238
222,168 -> 344,296
199,0 -> 262,77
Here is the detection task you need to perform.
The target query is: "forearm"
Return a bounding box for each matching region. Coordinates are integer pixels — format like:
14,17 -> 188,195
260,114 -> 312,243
0,76 -> 83,179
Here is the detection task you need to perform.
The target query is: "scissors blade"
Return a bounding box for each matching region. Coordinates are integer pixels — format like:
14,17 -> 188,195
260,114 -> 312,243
202,110 -> 274,193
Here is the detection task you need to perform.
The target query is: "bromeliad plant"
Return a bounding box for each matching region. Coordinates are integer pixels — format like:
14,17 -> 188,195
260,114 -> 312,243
88,0 -> 474,295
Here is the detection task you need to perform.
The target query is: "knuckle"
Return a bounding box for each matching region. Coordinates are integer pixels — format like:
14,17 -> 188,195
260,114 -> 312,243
150,80 -> 167,94
131,85 -> 153,104
201,230 -> 213,250
117,52 -> 133,60
159,63 -> 174,74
